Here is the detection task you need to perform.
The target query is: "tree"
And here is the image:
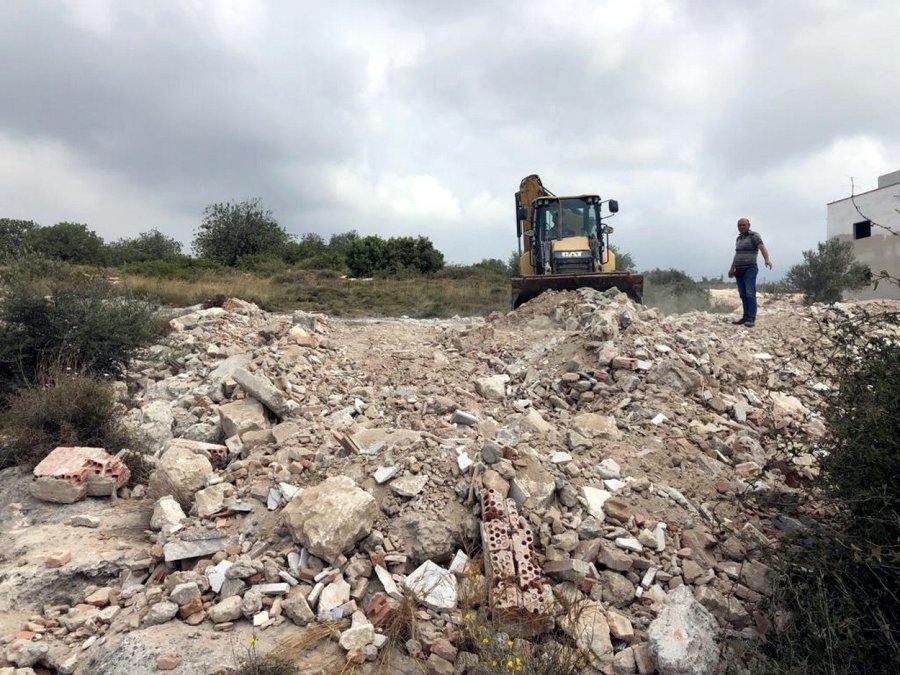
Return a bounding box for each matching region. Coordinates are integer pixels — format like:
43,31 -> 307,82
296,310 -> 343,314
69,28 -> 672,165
0,219 -> 38,261
106,229 -> 183,264
785,238 -> 871,304
507,250 -> 521,276
26,222 -> 105,264
345,235 -> 444,277
345,236 -> 388,277
607,244 -> 636,272
473,258 -> 509,276
192,198 -> 291,266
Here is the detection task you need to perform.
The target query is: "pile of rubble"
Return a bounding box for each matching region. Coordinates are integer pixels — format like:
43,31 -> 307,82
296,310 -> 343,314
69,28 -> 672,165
2,290 -> 896,674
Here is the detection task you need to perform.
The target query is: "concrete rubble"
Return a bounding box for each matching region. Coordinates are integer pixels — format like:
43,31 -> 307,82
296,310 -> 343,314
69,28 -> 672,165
2,290 -> 898,674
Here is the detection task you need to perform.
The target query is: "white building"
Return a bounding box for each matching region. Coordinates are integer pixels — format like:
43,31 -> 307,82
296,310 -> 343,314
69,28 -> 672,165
826,169 -> 900,300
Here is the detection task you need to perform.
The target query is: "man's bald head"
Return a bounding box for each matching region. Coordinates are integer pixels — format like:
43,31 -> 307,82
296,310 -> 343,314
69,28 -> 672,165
737,218 -> 751,234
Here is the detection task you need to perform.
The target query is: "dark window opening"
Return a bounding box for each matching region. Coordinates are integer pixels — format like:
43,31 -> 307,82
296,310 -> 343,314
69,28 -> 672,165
854,220 -> 872,239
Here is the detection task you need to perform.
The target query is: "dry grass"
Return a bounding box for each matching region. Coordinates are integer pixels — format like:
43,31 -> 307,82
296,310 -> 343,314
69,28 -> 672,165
115,272 -> 286,310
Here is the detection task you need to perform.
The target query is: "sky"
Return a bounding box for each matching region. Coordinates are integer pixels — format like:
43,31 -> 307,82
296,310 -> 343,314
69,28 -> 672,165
1,0 -> 899,280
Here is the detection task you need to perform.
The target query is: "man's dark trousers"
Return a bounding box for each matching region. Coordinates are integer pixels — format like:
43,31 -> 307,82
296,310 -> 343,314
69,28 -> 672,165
735,266 -> 758,322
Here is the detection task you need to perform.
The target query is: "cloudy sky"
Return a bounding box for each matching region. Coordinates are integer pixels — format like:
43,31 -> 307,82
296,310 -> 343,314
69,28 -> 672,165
1,0 -> 899,279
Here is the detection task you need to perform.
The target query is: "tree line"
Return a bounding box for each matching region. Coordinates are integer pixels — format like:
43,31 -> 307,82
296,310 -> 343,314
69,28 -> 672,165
0,198 -> 447,278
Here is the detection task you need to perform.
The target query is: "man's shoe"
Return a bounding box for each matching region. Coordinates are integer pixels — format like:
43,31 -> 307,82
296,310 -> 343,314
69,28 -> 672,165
731,318 -> 746,325
744,321 -> 755,327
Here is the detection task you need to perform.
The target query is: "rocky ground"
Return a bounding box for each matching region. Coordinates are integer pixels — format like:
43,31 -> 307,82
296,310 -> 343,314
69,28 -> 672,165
2,288 -> 898,675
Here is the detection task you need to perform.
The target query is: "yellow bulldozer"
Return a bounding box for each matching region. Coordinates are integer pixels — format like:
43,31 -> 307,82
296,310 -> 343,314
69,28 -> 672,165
511,174 -> 643,308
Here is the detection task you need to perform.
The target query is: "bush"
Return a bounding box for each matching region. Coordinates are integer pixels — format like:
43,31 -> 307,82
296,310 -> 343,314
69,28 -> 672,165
0,258 -> 163,394
106,229 -> 183,265
0,218 -> 38,261
192,198 -> 292,266
119,256 -> 224,280
759,308 -> 900,673
785,238 -> 871,304
642,268 -> 713,315
0,373 -> 130,469
25,221 -> 106,264
235,254 -> 288,276
345,235 -> 444,277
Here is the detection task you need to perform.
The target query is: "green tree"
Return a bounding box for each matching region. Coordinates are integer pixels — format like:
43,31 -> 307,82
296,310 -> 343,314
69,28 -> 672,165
785,238 -> 871,304
345,235 -> 444,277
473,258 -> 509,276
283,232 -> 347,270
345,236 -> 388,277
328,230 -> 359,253
192,198 -> 291,266
106,229 -> 183,264
0,218 -> 38,261
607,244 -> 636,272
507,250 -> 521,276
25,222 -> 105,264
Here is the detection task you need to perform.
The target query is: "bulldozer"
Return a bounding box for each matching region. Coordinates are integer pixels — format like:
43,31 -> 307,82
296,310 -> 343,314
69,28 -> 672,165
511,174 -> 643,308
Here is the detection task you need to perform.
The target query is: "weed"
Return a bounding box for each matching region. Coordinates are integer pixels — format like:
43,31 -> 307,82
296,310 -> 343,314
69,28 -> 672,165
235,633 -> 299,675
0,369 -> 130,469
0,258 -> 162,394
751,307 -> 900,673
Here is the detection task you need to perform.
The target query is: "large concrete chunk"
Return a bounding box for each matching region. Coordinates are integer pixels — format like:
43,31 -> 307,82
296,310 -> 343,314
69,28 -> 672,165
404,561 -> 457,610
282,476 -> 375,562
571,413 -> 621,441
218,397 -> 270,438
648,585 -> 720,675
388,511 -> 464,565
559,601 -> 614,670
232,367 -> 291,418
148,446 -> 212,509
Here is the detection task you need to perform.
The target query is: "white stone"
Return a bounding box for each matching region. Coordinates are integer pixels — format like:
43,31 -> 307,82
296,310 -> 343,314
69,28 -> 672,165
373,466 -> 398,484
282,476 -> 376,563
651,413 -> 668,425
475,374 -> 509,401
615,537 -> 644,553
456,450 -> 473,472
150,496 -> 186,533
206,560 -> 233,594
582,486 -> 612,520
403,561 -> 457,610
374,565 -> 403,600
318,576 -> 351,621
648,585 -> 720,675
596,458 -> 621,479
449,550 -> 470,575
603,478 -> 627,492
550,452 -> 572,464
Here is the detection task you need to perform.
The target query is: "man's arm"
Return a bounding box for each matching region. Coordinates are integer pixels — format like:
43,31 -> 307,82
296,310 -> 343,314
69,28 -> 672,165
759,243 -> 772,270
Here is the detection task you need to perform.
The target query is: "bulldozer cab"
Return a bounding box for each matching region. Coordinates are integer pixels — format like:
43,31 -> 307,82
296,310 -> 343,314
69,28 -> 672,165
535,198 -> 600,240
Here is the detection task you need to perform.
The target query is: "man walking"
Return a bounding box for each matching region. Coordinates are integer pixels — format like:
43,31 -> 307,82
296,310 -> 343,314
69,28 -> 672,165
728,217 -> 772,327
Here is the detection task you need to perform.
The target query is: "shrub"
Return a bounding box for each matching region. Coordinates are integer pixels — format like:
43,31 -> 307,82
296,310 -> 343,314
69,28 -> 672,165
759,308 -> 900,673
784,238 -> 871,304
25,221 -> 106,264
0,372 -> 130,469
106,229 -> 183,264
120,256 -> 223,280
192,198 -> 292,266
235,253 -> 288,276
0,258 -> 163,394
345,235 -> 444,277
0,218 -> 38,261
642,268 -> 713,315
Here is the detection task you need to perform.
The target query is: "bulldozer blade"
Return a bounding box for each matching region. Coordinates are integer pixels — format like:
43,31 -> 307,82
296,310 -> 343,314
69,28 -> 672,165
511,273 -> 643,308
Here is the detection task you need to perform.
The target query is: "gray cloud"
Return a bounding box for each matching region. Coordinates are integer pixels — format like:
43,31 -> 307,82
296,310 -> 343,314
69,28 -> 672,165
0,0 -> 897,276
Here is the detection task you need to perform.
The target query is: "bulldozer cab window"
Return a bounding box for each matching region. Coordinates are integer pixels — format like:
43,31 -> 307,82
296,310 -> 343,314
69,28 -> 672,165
536,199 -> 599,239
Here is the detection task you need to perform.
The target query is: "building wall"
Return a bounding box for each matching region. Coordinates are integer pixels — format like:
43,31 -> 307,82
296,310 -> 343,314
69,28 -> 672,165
826,177 -> 900,300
